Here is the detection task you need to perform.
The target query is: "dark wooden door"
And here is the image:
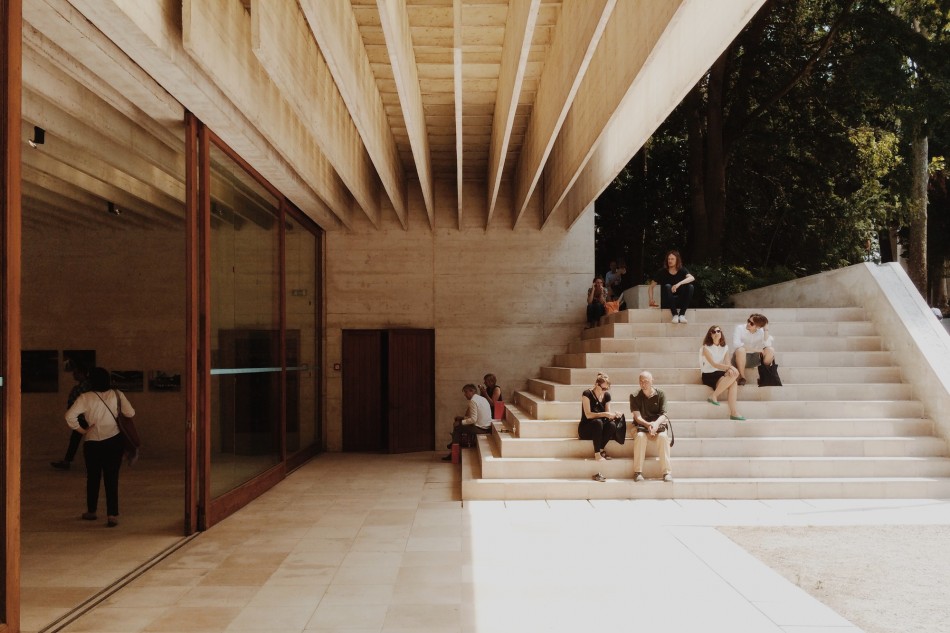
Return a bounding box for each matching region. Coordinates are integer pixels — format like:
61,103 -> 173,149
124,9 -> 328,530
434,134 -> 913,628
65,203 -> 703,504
387,329 -> 434,453
342,330 -> 384,451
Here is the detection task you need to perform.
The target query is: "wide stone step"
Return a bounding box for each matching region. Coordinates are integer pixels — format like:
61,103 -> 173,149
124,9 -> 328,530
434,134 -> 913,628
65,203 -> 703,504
539,366 -> 903,385
570,335 -> 882,354
495,435 -> 948,459
553,350 -> 893,369
513,417 -> 935,438
524,380 -> 912,403
478,453 -> 950,480
583,321 -> 877,340
515,397 -> 923,420
605,307 -> 866,325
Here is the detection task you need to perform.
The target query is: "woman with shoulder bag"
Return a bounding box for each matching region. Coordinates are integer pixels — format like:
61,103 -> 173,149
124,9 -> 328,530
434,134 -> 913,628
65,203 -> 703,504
578,373 -> 623,482
65,367 -> 136,528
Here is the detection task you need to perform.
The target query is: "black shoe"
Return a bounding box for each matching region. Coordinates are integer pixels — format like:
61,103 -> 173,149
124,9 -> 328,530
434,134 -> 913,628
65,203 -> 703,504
441,454 -> 453,462
737,377 -> 747,386
51,461 -> 70,470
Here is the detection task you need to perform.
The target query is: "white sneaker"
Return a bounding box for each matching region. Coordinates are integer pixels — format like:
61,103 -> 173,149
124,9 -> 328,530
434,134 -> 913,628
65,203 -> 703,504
679,315 -> 687,324
671,315 -> 680,323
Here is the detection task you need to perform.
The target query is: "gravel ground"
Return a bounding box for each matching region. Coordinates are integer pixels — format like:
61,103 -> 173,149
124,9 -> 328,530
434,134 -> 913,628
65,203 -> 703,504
719,525 -> 950,633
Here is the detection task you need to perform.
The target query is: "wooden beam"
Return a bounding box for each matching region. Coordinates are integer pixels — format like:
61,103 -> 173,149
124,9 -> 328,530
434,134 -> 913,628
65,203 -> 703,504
64,0 -> 347,231
558,0 -> 767,227
377,0 -> 435,227
486,0 -> 540,225
251,0 -> 381,228
454,0 -> 463,228
0,0 -> 22,626
511,0 -> 615,227
299,0 -> 408,228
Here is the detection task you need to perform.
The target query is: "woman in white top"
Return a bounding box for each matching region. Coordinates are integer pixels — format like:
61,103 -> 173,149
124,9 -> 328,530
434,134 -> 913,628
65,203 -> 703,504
65,367 -> 135,527
700,326 -> 744,421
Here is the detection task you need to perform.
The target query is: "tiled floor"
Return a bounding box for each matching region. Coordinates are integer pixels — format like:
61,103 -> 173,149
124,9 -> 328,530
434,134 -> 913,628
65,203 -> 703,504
28,451 -> 950,633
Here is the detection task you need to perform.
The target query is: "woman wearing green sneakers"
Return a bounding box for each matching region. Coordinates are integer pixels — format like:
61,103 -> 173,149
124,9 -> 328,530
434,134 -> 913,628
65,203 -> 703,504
700,325 -> 745,421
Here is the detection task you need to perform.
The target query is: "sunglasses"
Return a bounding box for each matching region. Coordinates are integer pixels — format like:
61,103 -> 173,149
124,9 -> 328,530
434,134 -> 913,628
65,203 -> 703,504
711,329 -> 721,333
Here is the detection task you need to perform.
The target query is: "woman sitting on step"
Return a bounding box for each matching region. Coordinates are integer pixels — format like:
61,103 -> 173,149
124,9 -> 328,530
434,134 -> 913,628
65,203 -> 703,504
700,325 -> 745,421
578,373 -> 623,463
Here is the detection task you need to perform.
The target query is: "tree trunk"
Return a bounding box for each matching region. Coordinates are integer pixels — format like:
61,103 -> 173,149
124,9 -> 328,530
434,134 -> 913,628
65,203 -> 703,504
686,84 -> 708,262
908,130 -> 928,296
705,53 -> 729,262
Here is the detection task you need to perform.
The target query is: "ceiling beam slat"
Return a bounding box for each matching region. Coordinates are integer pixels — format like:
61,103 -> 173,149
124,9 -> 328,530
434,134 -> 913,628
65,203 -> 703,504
299,0 -> 408,229
251,0 -> 381,229
377,0 -> 435,227
511,0 -> 615,228
486,0 -> 540,226
453,0 -> 463,228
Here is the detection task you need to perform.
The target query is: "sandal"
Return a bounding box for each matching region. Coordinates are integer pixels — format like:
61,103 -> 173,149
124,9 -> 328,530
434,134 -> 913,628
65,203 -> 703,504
599,450 -> 612,460
592,473 -> 606,482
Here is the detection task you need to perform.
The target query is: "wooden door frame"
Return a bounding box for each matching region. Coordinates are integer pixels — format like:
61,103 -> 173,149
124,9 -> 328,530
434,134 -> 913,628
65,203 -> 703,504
1,0 -> 22,629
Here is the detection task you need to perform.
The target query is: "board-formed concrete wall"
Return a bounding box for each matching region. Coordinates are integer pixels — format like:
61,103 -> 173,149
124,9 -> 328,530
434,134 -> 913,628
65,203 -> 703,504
325,183 -> 595,450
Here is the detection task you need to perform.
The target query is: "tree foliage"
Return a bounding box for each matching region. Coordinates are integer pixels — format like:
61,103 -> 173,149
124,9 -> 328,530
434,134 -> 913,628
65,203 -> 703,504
596,0 -> 950,303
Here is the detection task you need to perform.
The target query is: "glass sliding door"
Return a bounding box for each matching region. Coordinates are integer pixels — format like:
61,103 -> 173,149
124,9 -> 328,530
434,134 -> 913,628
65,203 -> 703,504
207,143 -> 282,498
284,210 -> 321,461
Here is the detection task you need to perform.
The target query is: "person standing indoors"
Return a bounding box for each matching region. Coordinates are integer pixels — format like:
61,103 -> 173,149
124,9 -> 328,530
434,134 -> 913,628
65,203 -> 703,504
579,373 -> 622,482
586,276 -> 608,328
64,367 -> 135,528
51,361 -> 92,470
700,326 -> 745,421
442,384 -> 493,461
629,371 -> 673,482
731,313 -> 775,386
648,250 -> 696,323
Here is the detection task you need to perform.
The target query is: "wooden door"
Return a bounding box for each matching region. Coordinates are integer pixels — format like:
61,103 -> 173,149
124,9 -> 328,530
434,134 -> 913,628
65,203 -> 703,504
387,330 -> 434,453
342,330 -> 384,451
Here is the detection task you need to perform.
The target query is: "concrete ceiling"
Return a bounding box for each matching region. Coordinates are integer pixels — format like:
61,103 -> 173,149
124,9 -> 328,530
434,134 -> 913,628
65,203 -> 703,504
20,0 -> 766,232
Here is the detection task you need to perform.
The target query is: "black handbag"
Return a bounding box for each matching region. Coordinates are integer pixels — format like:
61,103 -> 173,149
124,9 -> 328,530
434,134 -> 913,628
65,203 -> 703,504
757,361 -> 783,387
613,414 -> 627,444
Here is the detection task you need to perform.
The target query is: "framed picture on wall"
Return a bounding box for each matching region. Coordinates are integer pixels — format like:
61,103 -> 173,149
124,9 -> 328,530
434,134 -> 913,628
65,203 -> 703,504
21,350 -> 59,393
111,370 -> 144,392
63,349 -> 96,373
148,371 -> 181,392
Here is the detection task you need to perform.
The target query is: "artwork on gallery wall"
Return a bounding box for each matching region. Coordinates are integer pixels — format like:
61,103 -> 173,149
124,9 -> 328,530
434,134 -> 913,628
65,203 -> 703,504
21,350 -> 59,393
63,349 -> 96,373
148,371 -> 181,392
111,370 -> 144,392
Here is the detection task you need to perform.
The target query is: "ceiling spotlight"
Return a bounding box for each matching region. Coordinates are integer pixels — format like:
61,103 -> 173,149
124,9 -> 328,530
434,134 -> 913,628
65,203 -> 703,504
28,126 -> 45,148
107,202 -> 122,216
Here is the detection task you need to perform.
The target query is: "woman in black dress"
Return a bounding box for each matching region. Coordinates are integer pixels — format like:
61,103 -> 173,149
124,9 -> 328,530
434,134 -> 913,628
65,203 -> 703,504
648,250 -> 696,323
578,373 -> 622,465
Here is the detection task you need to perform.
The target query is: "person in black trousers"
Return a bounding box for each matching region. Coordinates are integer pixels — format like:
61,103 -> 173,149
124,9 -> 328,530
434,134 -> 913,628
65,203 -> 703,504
578,373 -> 622,481
51,362 -> 92,470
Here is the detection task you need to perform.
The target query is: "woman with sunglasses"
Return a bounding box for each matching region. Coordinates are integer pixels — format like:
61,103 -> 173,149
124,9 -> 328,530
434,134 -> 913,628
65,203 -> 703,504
700,326 -> 745,421
578,373 -> 623,468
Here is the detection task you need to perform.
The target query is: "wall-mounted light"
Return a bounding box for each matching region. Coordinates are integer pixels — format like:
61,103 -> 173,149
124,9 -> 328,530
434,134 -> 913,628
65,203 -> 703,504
28,126 -> 45,148
107,202 -> 122,216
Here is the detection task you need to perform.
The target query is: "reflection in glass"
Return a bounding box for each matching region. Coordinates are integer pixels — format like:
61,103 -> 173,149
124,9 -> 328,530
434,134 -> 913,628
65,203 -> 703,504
285,215 -> 319,454
209,145 -> 281,497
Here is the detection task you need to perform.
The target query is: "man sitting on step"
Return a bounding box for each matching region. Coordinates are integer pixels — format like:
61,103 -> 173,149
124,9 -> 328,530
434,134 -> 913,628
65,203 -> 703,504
629,371 -> 673,482
731,313 -> 776,386
442,384 -> 493,461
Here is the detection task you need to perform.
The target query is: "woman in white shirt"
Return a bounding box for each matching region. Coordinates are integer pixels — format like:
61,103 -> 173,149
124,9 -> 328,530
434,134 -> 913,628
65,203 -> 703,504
700,326 -> 745,421
65,367 -> 136,527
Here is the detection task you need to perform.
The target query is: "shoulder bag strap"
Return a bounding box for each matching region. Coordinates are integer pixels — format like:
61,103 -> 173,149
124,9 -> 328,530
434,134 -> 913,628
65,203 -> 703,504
93,391 -> 119,422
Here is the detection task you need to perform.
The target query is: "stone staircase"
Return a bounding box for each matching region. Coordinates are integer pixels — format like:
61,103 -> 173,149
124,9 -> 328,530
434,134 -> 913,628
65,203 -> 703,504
462,306 -> 950,500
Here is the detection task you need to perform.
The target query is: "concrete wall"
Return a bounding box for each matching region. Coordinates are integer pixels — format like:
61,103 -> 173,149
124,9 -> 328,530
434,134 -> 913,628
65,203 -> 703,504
21,225 -> 187,460
324,182 -> 594,450
732,263 -> 950,444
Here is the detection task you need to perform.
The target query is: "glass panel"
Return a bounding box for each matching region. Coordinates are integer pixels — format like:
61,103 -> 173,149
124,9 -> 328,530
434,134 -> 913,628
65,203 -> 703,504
284,213 -> 319,454
209,144 -> 281,498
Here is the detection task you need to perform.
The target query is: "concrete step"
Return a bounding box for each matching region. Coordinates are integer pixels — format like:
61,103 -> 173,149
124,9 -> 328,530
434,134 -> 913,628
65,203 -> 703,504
478,453 -> 950,480
569,335 -> 882,354
553,350 -> 893,369
603,307 -> 866,325
514,396 -> 923,421
495,435 -> 948,459
524,380 -> 913,403
513,417 -> 935,439
582,321 -> 877,340
539,365 -> 903,385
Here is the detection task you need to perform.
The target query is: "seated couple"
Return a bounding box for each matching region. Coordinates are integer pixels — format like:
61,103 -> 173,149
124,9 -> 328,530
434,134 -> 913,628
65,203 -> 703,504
442,374 -> 504,461
700,313 -> 776,421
